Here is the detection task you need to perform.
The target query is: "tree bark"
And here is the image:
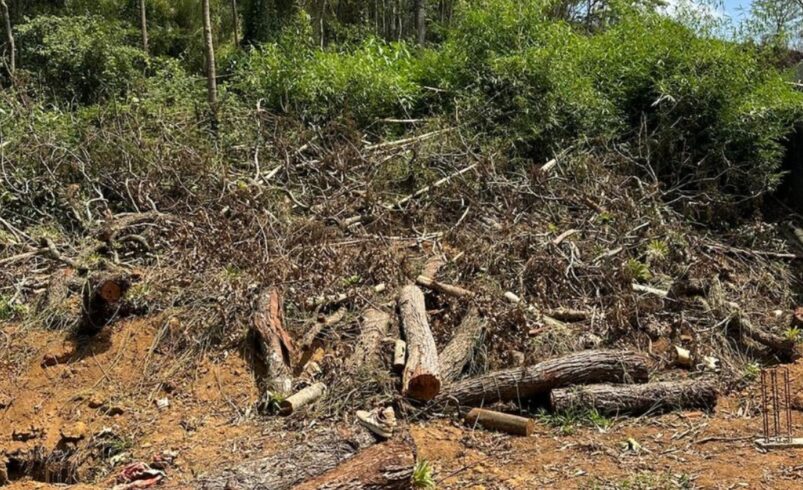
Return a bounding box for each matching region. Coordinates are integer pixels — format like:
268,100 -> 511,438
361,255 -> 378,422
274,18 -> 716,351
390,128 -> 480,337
346,308 -> 391,370
398,285 -> 441,400
292,438 -> 415,489
197,425 -> 377,489
414,0 -> 425,45
231,0 -> 240,46
465,408 -> 534,436
550,378 -> 718,416
78,272 -> 131,335
202,0 -> 218,125
251,289 -> 296,395
439,306 -> 484,382
437,350 -> 650,407
139,0 -> 149,53
0,0 -> 14,76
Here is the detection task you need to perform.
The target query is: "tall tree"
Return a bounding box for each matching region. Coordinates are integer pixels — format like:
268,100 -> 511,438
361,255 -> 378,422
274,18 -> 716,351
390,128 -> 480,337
139,0 -> 149,53
414,0 -> 425,44
748,0 -> 803,47
231,0 -> 240,46
202,0 -> 218,124
0,0 -> 13,76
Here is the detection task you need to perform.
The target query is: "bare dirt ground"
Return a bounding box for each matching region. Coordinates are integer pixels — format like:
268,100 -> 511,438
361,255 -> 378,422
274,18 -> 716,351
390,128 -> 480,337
2,317 -> 802,489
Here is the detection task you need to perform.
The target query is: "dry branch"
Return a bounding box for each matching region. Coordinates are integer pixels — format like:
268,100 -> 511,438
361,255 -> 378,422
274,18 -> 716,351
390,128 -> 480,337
439,306 -> 485,383
465,408 -> 534,436
301,307 -> 346,352
550,378 -> 718,416
416,275 -> 474,299
251,289 -> 296,395
437,350 -> 649,407
389,163 -> 478,209
398,285 -> 441,400
292,438 -> 416,489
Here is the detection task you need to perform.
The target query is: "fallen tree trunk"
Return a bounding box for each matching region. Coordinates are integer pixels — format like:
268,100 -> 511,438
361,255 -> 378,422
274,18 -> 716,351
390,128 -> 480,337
437,350 -> 649,407
77,272 -> 131,335
398,285 -> 441,400
292,438 -> 416,490
550,378 -> 718,416
251,289 -> 296,395
197,425 -> 377,489
465,408 -> 534,436
439,306 -> 484,383
346,308 -> 391,370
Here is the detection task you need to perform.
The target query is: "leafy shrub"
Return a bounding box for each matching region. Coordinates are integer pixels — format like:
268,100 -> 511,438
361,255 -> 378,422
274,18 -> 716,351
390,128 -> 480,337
16,15 -> 148,104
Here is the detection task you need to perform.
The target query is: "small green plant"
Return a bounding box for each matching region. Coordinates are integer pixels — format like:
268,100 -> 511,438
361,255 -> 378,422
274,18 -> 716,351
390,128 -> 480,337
743,362 -> 761,382
342,274 -> 362,287
412,459 -> 436,489
784,327 -> 802,343
586,408 -> 613,432
536,409 -> 581,435
646,239 -> 669,263
597,211 -> 615,224
624,259 -> 652,282
0,295 -> 28,321
258,391 -> 287,414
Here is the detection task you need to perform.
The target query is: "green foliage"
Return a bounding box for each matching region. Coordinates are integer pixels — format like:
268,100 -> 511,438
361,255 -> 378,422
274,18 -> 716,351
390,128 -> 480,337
537,407 -> 614,435
624,259 -> 652,282
784,327 -> 802,342
412,460 -> 436,489
0,295 -> 27,321
234,18 -> 422,123
16,15 -> 148,104
743,361 -> 761,381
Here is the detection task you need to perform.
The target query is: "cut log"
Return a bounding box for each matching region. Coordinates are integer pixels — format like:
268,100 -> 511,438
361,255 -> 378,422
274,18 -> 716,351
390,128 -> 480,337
398,285 -> 441,400
197,425 -> 377,489
673,345 -> 692,368
465,408 -> 534,436
439,306 -> 485,383
280,382 -> 327,416
292,438 -> 416,490
346,308 -> 391,370
416,275 -> 474,298
251,289 -> 296,395
77,272 -> 131,335
550,378 -> 718,416
393,340 -> 407,372
437,350 -> 649,407
544,308 -> 589,322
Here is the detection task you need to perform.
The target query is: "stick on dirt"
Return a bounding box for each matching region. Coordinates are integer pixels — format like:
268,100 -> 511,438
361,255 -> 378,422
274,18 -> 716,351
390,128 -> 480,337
465,408 -> 535,436
416,275 -> 474,298
398,285 -> 441,400
437,350 -> 649,407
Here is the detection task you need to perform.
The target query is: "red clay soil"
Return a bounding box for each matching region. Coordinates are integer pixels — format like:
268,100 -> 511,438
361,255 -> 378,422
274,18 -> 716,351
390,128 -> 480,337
2,317 -> 803,489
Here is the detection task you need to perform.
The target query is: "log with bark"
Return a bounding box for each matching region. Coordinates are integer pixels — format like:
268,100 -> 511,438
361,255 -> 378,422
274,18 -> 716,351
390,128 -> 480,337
77,272 -> 131,335
550,378 -> 718,416
251,289 -> 296,395
437,350 -> 649,407
292,438 -> 416,490
465,408 -> 534,436
438,306 -> 485,383
197,425 -> 377,489
398,285 -> 441,400
280,382 -> 327,416
416,275 -> 474,298
346,308 -> 391,370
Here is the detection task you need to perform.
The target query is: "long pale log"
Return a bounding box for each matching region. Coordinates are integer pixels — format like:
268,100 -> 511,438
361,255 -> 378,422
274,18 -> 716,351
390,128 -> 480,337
465,408 -> 534,436
346,308 -> 391,370
197,426 -> 376,489
437,350 -> 649,407
292,439 -> 415,490
416,275 -> 474,298
398,285 -> 441,400
550,378 -> 718,416
251,289 -> 296,395
439,306 -> 485,382
280,382 -> 326,416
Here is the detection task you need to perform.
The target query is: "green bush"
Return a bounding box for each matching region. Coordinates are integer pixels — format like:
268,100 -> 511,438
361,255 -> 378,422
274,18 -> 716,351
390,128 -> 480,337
16,15 -> 148,104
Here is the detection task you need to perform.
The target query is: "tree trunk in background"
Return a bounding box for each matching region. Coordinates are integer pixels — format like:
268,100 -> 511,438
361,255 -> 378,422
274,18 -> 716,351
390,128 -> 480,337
139,0 -> 149,53
0,0 -> 14,76
202,0 -> 218,126
414,0 -> 425,45
231,0 -> 240,46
